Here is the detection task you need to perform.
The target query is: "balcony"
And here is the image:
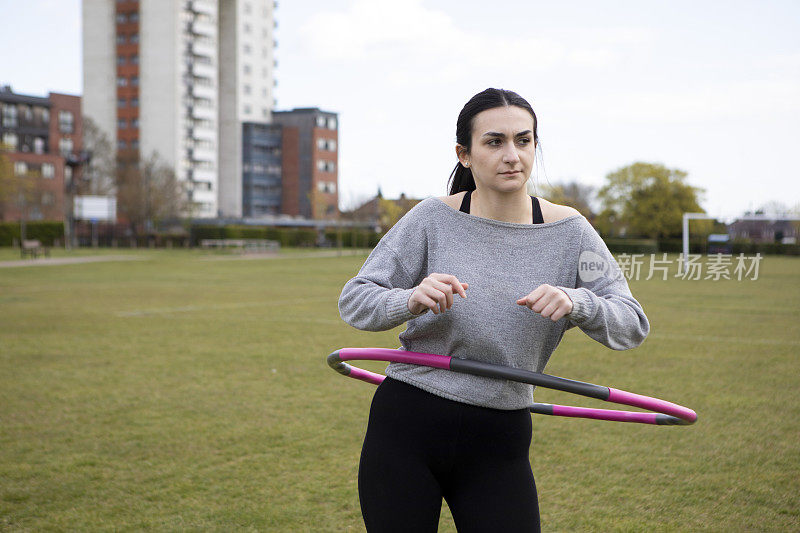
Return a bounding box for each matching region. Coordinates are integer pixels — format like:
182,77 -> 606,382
190,83 -> 216,100
190,61 -> 216,80
190,146 -> 216,162
190,19 -> 216,37
190,105 -> 215,121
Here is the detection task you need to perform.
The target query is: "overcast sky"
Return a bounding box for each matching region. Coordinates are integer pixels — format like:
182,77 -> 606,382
2,0 -> 798,218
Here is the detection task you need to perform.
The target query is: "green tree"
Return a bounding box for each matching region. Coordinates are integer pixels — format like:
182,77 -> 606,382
598,162 -> 705,238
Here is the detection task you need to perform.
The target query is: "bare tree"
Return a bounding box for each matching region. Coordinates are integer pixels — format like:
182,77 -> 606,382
116,151 -> 185,235
539,180 -> 596,218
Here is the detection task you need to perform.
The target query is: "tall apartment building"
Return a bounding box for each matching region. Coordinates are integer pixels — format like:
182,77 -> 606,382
82,0 -> 277,218
272,108 -> 338,219
0,86 -> 82,222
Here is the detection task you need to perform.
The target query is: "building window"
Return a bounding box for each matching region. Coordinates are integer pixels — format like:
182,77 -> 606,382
34,137 -> 45,154
243,64 -> 251,75
59,111 -> 75,133
42,163 -> 55,179
23,106 -> 33,122
117,77 -> 128,86
244,2 -> 251,14
244,23 -> 251,33
316,116 -> 326,128
118,139 -> 127,149
129,13 -> 139,23
316,160 -> 326,171
2,132 -> 18,149
116,35 -> 126,44
244,44 -> 251,54
118,119 -> 128,129
131,98 -> 139,107
131,34 -> 139,43
262,108 -> 268,118
131,139 -> 139,149
317,138 -> 326,150
117,56 -> 127,66
2,104 -> 18,127
116,13 -> 127,23
14,161 -> 27,176
132,118 -> 139,128
64,166 -> 72,180
327,117 -> 337,129
118,98 -> 127,107
244,84 -> 251,95
59,137 -> 73,156
42,108 -> 49,123
131,55 -> 139,64
131,76 -> 139,86
243,104 -> 252,115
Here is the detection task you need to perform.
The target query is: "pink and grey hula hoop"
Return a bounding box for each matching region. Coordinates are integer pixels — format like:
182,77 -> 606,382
328,348 -> 697,425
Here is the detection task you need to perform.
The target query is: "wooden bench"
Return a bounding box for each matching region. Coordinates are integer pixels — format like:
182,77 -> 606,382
200,239 -> 279,253
21,239 -> 50,259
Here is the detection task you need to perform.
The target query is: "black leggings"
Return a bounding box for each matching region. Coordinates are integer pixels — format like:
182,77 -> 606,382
359,377 -> 540,532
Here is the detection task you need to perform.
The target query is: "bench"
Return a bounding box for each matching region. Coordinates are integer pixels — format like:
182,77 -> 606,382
200,239 -> 279,253
21,239 -> 50,259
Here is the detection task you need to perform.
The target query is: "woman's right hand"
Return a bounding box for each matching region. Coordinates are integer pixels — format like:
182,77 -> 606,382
408,273 -> 469,315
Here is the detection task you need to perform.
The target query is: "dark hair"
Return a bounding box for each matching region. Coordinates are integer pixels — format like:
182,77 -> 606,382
447,88 -> 538,195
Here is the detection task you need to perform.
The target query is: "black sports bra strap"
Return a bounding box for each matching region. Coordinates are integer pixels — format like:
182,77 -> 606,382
459,190 -> 472,214
459,190 -> 543,224
532,196 -> 544,224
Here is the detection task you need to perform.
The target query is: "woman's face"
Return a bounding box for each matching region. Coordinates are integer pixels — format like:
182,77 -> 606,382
457,105 -> 536,194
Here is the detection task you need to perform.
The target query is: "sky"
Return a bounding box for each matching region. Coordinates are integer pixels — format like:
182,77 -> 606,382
1,0 -> 798,219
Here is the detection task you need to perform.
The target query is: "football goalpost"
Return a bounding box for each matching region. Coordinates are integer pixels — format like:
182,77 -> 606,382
680,212 -> 800,274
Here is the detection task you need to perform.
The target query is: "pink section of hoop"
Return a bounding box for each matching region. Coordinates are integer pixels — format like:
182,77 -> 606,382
608,388 -> 697,423
338,347 -> 452,369
551,405 -> 659,424
347,366 -> 386,385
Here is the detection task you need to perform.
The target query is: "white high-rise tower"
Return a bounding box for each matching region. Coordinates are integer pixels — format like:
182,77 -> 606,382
82,0 -> 277,218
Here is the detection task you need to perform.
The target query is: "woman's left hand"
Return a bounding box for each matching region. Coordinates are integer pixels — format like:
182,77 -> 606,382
516,284 -> 574,321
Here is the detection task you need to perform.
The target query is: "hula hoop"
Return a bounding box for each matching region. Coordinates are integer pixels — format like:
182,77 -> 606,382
328,348 -> 697,425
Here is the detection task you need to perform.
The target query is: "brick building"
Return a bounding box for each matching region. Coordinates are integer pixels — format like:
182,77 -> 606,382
0,86 -> 82,222
271,108 -> 338,219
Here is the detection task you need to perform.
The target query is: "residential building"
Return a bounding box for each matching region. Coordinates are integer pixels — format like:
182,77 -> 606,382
0,86 -> 82,222
82,0 -> 277,219
272,108 -> 338,219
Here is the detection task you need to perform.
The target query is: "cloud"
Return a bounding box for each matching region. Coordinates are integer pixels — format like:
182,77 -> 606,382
298,0 -> 643,80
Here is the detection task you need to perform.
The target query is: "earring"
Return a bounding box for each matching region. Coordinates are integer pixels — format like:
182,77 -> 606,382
464,162 -> 470,168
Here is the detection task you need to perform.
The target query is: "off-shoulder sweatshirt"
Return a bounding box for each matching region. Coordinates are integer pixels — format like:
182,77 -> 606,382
338,197 -> 649,410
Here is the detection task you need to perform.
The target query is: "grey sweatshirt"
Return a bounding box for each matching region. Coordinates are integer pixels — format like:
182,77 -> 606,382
338,197 -> 649,410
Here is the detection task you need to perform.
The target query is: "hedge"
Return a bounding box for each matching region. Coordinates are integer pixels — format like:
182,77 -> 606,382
0,221 -> 64,246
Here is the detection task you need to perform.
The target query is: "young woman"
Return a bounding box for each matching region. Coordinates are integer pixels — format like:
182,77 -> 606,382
338,88 -> 649,532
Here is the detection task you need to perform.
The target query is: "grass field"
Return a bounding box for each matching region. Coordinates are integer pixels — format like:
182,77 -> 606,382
1,249 -> 799,531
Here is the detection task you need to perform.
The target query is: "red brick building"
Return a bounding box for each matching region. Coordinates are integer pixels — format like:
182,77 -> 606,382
272,108 -> 339,219
0,86 -> 82,222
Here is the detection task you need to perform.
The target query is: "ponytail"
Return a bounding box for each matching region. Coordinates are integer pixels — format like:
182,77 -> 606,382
447,163 -> 476,195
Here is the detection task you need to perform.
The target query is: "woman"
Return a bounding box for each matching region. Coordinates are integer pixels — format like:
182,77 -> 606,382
338,88 -> 649,532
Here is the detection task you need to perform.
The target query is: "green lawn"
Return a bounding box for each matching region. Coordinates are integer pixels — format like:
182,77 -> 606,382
1,250 -> 798,531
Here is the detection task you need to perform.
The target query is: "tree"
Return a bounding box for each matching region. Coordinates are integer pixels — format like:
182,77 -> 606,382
115,151 -> 185,235
81,117 -> 116,196
539,180 -> 595,218
598,162 -> 704,238
0,145 -> 42,239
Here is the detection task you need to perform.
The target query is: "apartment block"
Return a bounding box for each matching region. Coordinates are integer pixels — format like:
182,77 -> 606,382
82,0 -> 277,219
0,86 -> 82,222
272,108 -> 338,219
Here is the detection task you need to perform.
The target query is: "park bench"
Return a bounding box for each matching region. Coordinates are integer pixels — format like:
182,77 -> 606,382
20,239 -> 50,259
200,239 -> 279,253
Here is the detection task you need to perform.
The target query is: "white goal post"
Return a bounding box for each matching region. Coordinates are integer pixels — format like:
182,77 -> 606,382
680,212 -> 800,274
